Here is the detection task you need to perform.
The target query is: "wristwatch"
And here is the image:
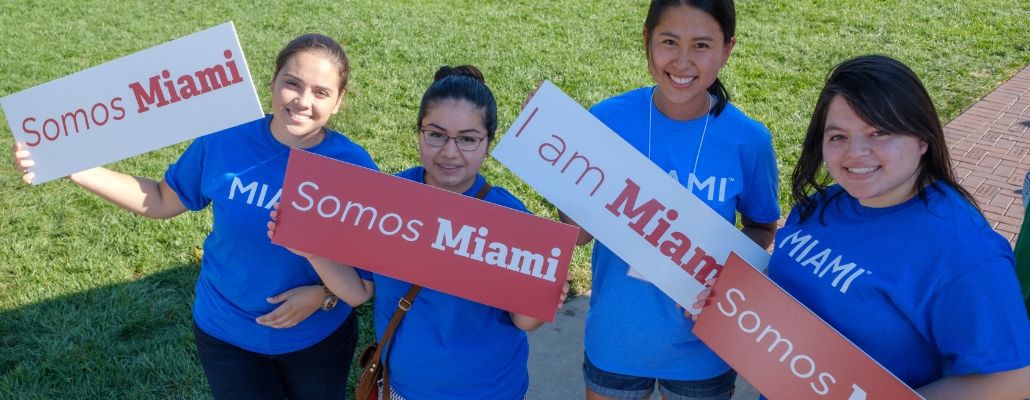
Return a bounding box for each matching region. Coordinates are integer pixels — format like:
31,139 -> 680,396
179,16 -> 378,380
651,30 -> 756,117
320,284 -> 338,311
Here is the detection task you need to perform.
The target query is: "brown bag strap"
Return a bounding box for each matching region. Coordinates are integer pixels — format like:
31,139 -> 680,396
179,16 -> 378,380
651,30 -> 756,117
474,181 -> 492,200
379,284 -> 420,399
380,180 -> 492,399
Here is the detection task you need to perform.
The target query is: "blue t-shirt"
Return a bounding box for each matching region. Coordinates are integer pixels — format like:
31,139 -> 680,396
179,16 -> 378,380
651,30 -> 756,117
770,184 -> 1030,388
585,87 -> 781,379
355,167 -> 530,400
165,115 -> 378,354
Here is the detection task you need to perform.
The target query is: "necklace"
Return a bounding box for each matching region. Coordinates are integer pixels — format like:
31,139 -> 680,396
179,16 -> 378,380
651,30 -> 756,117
647,86 -> 712,175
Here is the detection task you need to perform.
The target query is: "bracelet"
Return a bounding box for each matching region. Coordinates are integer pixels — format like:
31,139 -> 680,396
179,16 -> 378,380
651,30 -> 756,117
320,283 -> 338,311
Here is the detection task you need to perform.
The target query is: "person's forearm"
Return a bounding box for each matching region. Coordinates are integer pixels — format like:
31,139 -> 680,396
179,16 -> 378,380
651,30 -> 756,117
510,312 -> 545,332
558,210 -> 593,245
69,167 -> 186,219
916,365 -> 1030,400
306,256 -> 374,307
740,217 -> 776,249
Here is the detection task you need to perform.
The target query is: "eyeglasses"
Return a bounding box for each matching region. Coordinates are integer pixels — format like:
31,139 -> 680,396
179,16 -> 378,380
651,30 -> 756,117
420,129 -> 487,151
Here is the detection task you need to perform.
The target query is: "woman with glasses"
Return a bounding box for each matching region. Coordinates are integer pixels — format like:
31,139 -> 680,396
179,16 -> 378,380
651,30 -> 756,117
269,65 -> 564,400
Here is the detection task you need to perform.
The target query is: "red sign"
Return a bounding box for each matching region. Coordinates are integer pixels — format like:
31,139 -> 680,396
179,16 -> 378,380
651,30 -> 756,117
272,149 -> 578,322
693,253 -> 923,400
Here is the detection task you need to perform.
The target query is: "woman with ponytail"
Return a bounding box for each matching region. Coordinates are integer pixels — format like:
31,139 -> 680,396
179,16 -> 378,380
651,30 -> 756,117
561,1 -> 780,399
270,65 -> 562,400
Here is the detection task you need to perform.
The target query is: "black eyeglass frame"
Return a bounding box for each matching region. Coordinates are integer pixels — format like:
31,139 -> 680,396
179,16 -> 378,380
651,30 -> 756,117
419,129 -> 487,152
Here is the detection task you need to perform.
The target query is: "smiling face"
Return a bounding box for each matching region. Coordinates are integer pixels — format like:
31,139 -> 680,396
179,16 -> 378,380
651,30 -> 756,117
822,96 -> 928,208
645,5 -> 734,120
269,51 -> 344,148
419,99 -> 489,193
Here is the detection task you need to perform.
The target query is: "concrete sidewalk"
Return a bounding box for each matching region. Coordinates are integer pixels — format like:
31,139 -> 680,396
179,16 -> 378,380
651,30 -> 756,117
527,293 -> 759,400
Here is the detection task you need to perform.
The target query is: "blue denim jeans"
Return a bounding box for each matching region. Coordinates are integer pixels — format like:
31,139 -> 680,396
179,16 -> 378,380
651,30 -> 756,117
583,354 -> 736,400
193,313 -> 358,400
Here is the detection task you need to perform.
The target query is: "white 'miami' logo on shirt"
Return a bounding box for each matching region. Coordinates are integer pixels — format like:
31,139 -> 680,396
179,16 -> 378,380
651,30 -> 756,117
669,170 -> 735,203
228,176 -> 281,209
777,229 -> 871,294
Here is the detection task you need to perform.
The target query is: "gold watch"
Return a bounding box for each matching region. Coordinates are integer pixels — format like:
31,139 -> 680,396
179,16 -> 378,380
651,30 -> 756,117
320,284 -> 338,311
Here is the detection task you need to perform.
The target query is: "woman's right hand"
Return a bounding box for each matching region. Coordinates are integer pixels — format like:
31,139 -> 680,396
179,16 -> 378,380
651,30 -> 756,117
12,143 -> 35,184
266,203 -> 315,259
12,147 -> 187,218
520,80 -> 543,111
683,278 -> 717,322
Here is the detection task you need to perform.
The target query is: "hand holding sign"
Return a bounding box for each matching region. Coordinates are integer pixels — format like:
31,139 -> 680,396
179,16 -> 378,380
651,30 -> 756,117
271,149 -> 579,322
683,278 -> 716,322
1,22 -> 262,184
266,204 -> 316,259
11,143 -> 34,184
692,253 -> 922,399
492,81 -> 771,313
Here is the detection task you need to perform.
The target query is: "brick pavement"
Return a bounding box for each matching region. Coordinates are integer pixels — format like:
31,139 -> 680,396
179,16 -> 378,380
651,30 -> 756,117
946,65 -> 1030,245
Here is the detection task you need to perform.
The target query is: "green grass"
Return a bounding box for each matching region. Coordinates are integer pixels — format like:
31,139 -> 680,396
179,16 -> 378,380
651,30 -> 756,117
1,0 -> 1027,398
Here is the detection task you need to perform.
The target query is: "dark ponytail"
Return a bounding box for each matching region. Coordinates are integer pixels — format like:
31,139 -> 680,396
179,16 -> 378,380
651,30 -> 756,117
416,65 -> 498,141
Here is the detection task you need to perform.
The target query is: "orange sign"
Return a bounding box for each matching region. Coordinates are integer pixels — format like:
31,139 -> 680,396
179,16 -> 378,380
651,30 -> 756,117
693,253 -> 923,400
271,149 -> 578,322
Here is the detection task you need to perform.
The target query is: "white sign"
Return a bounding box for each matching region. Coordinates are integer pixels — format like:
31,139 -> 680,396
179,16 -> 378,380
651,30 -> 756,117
492,81 -> 770,313
1,22 -> 263,184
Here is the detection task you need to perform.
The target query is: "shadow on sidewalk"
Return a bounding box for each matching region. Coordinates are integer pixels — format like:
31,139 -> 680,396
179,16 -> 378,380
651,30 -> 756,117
528,293 -> 759,400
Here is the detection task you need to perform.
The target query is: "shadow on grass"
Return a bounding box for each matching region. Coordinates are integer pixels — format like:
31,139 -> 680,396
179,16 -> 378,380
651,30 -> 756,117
0,264 -> 207,399
0,264 -> 377,400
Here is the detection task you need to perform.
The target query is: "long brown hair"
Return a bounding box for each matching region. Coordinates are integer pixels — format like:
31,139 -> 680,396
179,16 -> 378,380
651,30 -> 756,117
791,54 -> 977,222
272,34 -> 350,93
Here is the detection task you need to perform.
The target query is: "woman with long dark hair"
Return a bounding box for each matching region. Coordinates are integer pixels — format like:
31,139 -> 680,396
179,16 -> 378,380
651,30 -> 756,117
770,55 -> 1030,398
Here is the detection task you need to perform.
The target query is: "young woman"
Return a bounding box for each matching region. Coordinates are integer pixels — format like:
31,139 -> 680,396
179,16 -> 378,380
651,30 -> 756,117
766,55 -> 1030,399
547,0 -> 778,399
563,1 -> 780,399
269,65 -> 565,400
13,34 -> 376,400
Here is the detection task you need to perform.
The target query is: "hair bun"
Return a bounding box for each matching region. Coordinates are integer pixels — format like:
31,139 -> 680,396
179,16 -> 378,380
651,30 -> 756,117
434,65 -> 485,83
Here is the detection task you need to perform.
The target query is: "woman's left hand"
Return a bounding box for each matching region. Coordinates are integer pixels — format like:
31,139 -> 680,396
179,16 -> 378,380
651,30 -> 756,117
256,284 -> 325,328
266,203 -> 315,259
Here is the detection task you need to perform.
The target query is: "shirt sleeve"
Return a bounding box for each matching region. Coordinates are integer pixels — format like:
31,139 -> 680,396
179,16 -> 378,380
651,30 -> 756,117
164,138 -> 211,211
738,135 -> 781,223
484,186 -> 531,215
355,267 -> 374,282
352,150 -> 379,172
925,252 -> 1030,376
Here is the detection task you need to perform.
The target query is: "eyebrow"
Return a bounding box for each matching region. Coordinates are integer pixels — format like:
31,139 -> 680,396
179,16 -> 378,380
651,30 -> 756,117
657,31 -> 714,42
425,123 -> 484,136
283,73 -> 335,94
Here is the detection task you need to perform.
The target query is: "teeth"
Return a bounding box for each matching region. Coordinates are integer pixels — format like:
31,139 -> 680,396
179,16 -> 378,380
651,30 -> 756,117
670,74 -> 695,85
848,167 -> 877,174
286,108 -> 311,121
